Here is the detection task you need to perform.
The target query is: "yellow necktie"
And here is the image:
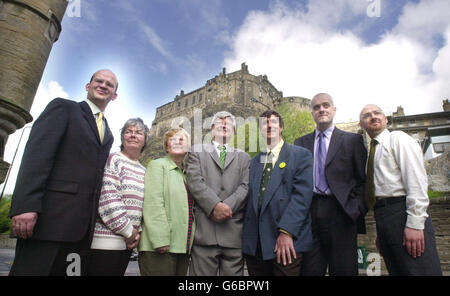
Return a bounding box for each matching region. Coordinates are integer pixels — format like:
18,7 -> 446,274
96,112 -> 103,143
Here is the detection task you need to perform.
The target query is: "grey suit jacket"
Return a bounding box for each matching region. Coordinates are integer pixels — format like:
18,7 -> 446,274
186,143 -> 250,248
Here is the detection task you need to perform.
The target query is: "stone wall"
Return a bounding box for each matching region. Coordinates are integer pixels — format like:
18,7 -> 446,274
426,151 -> 449,192
357,195 -> 450,274
0,234 -> 15,249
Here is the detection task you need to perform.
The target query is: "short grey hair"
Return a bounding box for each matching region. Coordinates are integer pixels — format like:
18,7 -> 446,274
210,111 -> 236,130
310,93 -> 334,108
120,118 -> 150,152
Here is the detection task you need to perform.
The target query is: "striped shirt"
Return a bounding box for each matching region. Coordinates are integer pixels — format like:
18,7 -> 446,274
91,152 -> 145,250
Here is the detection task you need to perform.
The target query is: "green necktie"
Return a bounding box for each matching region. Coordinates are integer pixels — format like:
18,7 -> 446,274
365,139 -> 378,209
258,152 -> 273,211
219,145 -> 226,168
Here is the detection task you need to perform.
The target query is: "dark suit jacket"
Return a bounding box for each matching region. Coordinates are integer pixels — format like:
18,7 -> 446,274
9,98 -> 113,242
242,143 -> 313,260
294,127 -> 367,233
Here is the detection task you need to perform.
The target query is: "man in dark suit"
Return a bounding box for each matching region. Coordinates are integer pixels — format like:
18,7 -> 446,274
243,110 -> 313,276
294,93 -> 367,276
8,69 -> 118,276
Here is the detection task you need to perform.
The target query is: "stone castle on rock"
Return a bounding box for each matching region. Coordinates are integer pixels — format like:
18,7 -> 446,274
143,63 -> 311,159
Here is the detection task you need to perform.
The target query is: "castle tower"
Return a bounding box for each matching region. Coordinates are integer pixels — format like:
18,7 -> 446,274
0,0 -> 68,184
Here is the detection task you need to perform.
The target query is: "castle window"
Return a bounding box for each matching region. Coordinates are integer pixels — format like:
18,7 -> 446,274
177,101 -> 181,109
193,96 -> 196,104
199,94 -> 203,102
185,100 -> 188,107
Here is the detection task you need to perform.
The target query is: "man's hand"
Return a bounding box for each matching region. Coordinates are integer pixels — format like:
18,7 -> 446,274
155,245 -> 170,254
125,228 -> 140,249
211,202 -> 232,222
403,227 -> 425,258
274,232 -> 296,266
12,212 -> 38,239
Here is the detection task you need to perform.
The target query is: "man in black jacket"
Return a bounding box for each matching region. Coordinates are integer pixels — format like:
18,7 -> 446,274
9,69 -> 118,276
294,93 -> 367,276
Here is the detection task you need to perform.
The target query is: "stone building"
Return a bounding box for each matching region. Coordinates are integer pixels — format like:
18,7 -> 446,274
0,0 -> 68,185
143,63 -> 311,160
389,100 -> 450,153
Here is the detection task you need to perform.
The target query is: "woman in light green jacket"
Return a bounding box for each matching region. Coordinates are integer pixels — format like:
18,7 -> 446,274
138,127 -> 195,276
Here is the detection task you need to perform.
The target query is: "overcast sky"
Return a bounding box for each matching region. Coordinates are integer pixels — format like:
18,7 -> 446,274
2,0 -> 449,195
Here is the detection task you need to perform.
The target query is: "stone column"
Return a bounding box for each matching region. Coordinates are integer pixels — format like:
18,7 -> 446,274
0,0 -> 68,184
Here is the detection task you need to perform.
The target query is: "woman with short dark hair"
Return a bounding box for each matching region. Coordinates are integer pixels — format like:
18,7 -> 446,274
87,118 -> 149,276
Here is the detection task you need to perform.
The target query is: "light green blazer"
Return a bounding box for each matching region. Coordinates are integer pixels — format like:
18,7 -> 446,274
139,155 -> 195,253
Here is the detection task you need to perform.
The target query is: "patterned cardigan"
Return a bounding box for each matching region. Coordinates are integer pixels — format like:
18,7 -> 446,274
91,152 -> 145,250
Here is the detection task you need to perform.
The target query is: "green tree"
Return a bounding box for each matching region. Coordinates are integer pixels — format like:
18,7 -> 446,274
232,119 -> 261,158
0,195 -> 12,234
275,104 -> 315,144
232,104 -> 315,157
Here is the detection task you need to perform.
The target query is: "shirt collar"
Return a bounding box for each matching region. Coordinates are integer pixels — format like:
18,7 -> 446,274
85,99 -> 102,115
315,126 -> 335,139
165,155 -> 184,171
267,139 -> 284,158
213,141 -> 228,151
374,128 -> 390,145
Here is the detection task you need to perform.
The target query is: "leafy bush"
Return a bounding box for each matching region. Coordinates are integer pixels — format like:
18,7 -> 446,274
428,190 -> 447,199
0,196 -> 12,234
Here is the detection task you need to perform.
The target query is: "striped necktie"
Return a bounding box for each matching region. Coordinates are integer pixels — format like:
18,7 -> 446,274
315,132 -> 328,193
96,112 -> 103,143
258,152 -> 273,210
219,145 -> 226,168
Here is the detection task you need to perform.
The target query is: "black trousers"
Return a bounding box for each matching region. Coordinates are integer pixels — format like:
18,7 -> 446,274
374,201 -> 442,276
300,194 -> 358,276
87,249 -> 131,276
245,240 -> 303,276
9,236 -> 91,276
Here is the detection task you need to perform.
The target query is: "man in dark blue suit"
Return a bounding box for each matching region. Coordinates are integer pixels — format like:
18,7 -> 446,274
9,69 -> 118,276
243,110 -> 313,276
294,93 -> 367,276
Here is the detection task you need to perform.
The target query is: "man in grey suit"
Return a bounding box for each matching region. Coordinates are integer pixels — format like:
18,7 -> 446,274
186,111 -> 250,276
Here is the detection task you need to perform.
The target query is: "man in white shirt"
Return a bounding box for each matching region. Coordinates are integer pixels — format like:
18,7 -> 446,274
359,104 -> 442,276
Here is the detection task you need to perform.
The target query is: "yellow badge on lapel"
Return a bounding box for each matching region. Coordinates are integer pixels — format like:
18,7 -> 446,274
279,162 -> 286,169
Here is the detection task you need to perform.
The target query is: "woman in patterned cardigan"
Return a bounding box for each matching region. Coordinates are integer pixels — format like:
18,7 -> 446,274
87,118 -> 149,276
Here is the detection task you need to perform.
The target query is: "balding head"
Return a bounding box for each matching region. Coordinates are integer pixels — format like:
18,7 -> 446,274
311,93 -> 334,108
86,69 -> 118,111
310,93 -> 336,131
359,104 -> 388,138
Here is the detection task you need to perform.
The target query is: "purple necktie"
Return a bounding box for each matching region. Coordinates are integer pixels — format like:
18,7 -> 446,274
315,132 -> 329,193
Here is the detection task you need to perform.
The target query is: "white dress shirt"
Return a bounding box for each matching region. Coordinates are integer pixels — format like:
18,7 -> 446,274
373,129 -> 429,230
212,141 -> 228,157
262,139 -> 284,169
313,126 -> 334,195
